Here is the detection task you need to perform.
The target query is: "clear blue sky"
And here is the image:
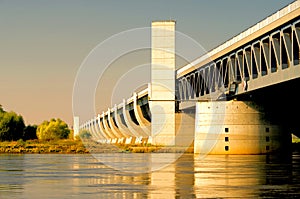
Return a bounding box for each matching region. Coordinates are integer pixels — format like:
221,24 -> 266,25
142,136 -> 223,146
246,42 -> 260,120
0,0 -> 295,126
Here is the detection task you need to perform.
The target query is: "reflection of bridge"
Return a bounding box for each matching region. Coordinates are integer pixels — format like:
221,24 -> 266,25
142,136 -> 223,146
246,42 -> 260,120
77,1 -> 300,154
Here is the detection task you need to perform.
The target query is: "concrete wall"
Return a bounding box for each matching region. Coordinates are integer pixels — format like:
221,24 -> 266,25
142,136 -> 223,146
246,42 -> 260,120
175,112 -> 195,149
194,100 -> 290,154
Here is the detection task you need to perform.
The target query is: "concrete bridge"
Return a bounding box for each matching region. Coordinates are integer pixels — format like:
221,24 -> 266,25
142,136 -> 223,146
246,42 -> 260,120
76,0 -> 300,154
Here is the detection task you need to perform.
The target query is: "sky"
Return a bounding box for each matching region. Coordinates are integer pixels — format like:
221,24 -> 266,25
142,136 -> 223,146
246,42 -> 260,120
0,0 -> 295,127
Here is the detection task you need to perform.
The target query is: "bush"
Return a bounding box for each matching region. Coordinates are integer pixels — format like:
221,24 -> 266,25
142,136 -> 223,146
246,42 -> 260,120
78,129 -> 91,139
37,118 -> 70,140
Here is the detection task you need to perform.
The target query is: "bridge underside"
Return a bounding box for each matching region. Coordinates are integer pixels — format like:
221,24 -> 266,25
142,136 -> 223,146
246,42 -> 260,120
184,77 -> 298,154
235,77 -> 300,138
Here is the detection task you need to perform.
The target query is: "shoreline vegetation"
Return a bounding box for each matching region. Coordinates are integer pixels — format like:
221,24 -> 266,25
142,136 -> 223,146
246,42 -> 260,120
0,139 -> 88,154
1,138 -> 300,154
0,139 -> 196,154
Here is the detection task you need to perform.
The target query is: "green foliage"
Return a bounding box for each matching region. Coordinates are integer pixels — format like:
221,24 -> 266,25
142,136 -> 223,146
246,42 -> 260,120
78,129 -> 91,139
68,129 -> 74,140
37,118 -> 70,140
17,138 -> 26,147
23,125 -> 38,140
0,110 -> 25,141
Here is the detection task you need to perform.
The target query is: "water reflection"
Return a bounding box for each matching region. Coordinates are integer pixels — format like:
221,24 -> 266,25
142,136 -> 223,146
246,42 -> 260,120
0,152 -> 299,198
0,154 -> 25,198
92,153 -> 183,173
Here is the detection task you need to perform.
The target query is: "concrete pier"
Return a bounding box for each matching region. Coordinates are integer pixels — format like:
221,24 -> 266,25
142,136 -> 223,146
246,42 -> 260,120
194,101 -> 290,154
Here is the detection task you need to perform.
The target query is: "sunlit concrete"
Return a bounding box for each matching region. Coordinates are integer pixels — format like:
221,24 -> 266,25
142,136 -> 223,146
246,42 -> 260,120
149,20 -> 176,145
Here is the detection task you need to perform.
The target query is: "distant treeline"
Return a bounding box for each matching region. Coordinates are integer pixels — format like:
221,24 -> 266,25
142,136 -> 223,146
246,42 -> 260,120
0,104 -> 71,142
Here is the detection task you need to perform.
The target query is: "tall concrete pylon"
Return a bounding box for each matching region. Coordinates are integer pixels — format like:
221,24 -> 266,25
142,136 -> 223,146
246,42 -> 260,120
73,116 -> 79,139
150,21 -> 176,145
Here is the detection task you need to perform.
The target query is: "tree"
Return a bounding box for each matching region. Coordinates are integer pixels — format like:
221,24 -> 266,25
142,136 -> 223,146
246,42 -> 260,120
23,125 -> 38,140
0,110 -> 25,141
36,118 -> 70,140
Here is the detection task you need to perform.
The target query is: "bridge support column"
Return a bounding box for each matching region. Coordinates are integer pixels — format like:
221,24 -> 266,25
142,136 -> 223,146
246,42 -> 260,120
150,20 -> 176,145
194,100 -> 290,154
175,112 -> 195,150
73,116 -> 79,139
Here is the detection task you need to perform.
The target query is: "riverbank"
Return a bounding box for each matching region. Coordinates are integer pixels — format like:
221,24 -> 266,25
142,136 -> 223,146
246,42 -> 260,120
0,139 -> 194,154
0,139 -> 164,154
0,139 -> 89,154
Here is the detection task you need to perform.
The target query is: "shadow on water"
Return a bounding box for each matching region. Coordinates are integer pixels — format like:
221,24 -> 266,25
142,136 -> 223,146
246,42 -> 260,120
260,151 -> 300,198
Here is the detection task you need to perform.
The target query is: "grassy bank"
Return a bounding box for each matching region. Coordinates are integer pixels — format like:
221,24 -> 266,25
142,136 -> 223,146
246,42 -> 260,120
0,139 -> 194,154
0,139 -> 139,154
0,139 -> 89,154
115,143 -> 194,153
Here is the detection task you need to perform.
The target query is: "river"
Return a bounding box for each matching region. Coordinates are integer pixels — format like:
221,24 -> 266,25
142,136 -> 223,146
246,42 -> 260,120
0,152 -> 300,199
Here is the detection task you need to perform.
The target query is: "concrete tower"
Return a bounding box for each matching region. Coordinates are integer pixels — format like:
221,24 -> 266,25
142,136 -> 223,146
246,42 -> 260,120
73,116 -> 79,139
150,21 -> 176,145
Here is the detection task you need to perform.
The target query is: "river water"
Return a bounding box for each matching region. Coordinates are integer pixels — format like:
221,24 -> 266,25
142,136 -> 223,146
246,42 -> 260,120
0,152 -> 300,199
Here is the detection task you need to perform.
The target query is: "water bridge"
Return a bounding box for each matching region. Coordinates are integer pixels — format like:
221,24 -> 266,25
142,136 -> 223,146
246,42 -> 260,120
77,1 -> 300,154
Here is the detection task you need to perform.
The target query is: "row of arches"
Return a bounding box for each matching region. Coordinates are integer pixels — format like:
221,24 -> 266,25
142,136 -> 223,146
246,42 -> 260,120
80,92 -> 151,144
